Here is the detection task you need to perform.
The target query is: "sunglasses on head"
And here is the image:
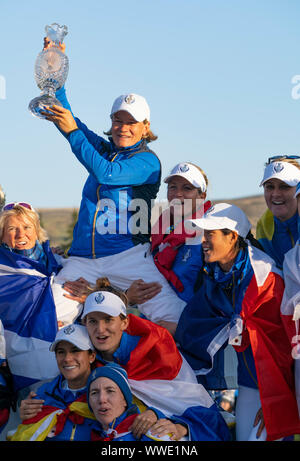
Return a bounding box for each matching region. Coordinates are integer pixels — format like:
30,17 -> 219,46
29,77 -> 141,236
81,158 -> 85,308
3,202 -> 34,211
267,155 -> 300,165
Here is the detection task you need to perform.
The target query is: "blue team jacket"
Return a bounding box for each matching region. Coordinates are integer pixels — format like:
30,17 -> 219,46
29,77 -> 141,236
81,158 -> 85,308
55,87 -> 161,258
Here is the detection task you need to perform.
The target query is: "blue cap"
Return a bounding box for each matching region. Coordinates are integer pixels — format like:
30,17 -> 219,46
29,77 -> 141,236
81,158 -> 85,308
294,181 -> 300,198
87,363 -> 132,410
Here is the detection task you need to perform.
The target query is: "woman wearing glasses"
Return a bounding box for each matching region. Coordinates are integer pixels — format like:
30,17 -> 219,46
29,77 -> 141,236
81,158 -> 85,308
0,202 -> 82,439
256,155 -> 300,269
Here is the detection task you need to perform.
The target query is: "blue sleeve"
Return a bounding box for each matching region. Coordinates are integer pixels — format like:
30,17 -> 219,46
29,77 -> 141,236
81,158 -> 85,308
56,88 -> 160,186
67,129 -> 161,186
55,87 -> 110,153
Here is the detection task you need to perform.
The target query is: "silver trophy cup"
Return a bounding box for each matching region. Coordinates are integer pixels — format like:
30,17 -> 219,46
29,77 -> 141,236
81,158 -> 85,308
29,23 -> 69,119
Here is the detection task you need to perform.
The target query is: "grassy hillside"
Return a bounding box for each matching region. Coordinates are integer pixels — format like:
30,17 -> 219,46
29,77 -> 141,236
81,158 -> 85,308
37,195 -> 267,247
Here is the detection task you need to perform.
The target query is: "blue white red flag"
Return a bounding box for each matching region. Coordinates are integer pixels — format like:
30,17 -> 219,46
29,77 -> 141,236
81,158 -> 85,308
176,245 -> 300,440
0,243 -> 60,391
96,314 -> 230,441
281,242 -> 300,416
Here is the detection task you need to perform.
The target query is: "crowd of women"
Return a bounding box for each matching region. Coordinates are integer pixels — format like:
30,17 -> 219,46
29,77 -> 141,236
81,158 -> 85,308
1,35 -> 300,443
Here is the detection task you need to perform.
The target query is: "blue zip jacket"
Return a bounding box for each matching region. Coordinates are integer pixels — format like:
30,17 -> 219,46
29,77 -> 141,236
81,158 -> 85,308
55,87 -> 161,258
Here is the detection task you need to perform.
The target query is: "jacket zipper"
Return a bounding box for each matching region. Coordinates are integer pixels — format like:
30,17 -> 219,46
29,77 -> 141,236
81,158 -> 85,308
287,227 -> 295,248
91,153 -> 119,258
70,424 -> 76,441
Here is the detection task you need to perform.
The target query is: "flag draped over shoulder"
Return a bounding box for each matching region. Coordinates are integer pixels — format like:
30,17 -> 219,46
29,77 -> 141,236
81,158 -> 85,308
151,201 -> 211,293
0,243 -> 60,391
10,388 -> 95,441
96,314 -> 230,441
281,243 -> 300,415
175,244 -> 300,441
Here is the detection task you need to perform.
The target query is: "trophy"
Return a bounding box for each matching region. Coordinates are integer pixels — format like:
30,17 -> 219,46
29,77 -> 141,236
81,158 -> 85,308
28,23 -> 69,119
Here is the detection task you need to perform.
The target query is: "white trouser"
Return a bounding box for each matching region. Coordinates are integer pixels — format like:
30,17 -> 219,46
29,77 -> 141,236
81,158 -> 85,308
51,280 -> 83,327
234,385 -> 285,441
235,385 -> 266,441
54,243 -> 186,324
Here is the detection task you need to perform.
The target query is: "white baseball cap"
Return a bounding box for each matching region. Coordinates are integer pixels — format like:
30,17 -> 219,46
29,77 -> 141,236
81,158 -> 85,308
82,291 -> 127,319
110,93 -> 150,122
49,324 -> 94,352
164,163 -> 207,192
186,203 -> 251,238
260,161 -> 300,187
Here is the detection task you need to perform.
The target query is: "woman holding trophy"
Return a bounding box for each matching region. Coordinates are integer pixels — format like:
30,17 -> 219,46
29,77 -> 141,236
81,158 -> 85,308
39,31 -> 186,336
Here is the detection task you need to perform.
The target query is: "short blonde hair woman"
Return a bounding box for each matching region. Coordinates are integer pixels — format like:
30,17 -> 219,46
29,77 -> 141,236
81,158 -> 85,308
256,155 -> 300,268
0,203 -> 48,250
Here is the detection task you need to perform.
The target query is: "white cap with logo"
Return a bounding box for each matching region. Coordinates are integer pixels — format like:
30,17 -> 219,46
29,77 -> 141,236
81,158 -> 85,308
260,161 -> 300,187
49,324 -> 94,352
164,163 -> 207,192
186,203 -> 251,238
82,291 -> 127,319
110,93 -> 150,122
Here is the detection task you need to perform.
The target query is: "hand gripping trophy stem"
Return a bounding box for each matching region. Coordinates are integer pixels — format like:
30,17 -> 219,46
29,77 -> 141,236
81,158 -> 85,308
28,23 -> 69,119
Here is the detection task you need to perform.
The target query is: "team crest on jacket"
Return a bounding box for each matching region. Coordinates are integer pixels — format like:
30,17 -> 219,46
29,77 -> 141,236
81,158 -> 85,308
273,162 -> 284,173
95,293 -> 105,304
125,94 -> 135,105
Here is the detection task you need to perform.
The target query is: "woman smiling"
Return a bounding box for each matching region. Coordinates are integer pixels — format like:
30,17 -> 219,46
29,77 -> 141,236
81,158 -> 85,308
256,155 -> 300,268
175,203 -> 300,441
10,324 -> 96,441
80,278 -> 230,441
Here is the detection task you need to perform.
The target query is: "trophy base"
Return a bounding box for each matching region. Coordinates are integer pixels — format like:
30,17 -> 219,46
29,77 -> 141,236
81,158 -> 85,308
28,94 -> 63,119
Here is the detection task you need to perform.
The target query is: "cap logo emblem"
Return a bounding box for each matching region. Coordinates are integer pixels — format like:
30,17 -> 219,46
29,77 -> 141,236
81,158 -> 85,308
179,164 -> 189,173
63,325 -> 75,335
273,163 -> 284,173
125,94 -> 135,104
95,293 -> 105,304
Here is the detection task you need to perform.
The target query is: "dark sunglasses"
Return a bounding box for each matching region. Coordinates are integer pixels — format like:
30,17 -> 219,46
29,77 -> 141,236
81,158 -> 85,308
267,155 -> 300,164
3,202 -> 34,211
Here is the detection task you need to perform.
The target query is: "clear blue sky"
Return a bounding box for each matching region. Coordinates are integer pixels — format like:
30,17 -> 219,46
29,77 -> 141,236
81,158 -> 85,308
1,0 -> 300,208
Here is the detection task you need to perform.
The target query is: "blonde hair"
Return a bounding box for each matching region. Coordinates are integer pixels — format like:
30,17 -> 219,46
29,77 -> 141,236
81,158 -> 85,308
0,186 -> 5,211
104,120 -> 157,143
0,205 -> 48,244
186,162 -> 209,192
